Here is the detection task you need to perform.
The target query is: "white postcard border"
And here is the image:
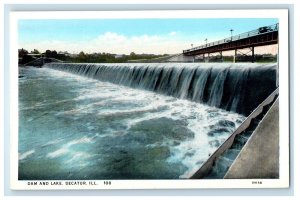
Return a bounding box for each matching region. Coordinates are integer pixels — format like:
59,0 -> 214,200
9,9 -> 289,190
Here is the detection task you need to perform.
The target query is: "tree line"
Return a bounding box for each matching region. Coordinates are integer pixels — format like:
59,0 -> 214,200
18,48 -> 168,64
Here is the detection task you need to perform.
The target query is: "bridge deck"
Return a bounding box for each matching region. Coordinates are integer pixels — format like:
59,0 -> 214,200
183,23 -> 278,56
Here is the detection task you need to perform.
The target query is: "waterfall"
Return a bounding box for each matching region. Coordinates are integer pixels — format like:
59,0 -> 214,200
208,68 -> 229,108
44,63 -> 277,116
190,68 -> 211,103
226,68 -> 250,112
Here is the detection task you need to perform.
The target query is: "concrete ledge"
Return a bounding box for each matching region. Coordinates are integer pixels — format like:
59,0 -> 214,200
224,98 -> 279,179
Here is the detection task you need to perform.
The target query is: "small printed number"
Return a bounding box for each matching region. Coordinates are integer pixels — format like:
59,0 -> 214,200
104,181 -> 111,185
252,181 -> 262,184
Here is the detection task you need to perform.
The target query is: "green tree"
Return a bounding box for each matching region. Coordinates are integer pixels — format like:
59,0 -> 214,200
18,48 -> 28,57
31,49 -> 40,54
78,51 -> 87,62
45,50 -> 52,58
51,50 -> 58,58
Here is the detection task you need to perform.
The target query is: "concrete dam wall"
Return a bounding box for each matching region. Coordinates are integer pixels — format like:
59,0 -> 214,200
45,63 -> 277,116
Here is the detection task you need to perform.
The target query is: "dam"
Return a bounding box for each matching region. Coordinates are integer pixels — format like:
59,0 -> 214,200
18,63 -> 277,180
45,63 -> 277,116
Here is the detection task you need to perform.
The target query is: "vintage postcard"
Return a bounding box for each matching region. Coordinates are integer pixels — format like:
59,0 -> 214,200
9,10 -> 289,189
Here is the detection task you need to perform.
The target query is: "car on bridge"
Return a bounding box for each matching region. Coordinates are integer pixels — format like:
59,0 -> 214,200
258,26 -> 272,34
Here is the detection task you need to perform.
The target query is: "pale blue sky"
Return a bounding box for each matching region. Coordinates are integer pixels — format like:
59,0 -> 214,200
18,18 -> 278,54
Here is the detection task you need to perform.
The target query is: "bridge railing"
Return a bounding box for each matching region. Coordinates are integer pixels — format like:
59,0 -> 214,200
183,23 -> 279,53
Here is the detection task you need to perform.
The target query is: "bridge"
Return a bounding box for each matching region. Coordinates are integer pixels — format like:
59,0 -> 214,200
182,23 -> 278,63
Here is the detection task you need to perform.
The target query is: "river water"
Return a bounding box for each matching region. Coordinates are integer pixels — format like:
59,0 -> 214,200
19,67 -> 245,180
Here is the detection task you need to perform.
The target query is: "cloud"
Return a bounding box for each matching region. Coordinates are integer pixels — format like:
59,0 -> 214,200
169,31 -> 177,36
19,32 -> 193,55
95,32 -> 127,44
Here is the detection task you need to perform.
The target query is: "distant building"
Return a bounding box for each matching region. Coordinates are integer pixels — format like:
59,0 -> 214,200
68,53 -> 78,58
58,51 -> 71,57
114,54 -> 125,59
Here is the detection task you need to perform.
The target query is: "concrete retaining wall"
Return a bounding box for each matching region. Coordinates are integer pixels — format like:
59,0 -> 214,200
224,98 -> 279,179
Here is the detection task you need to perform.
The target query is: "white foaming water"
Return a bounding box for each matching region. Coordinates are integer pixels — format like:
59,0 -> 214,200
67,136 -> 95,146
47,148 -> 68,158
47,136 -> 95,158
42,138 -> 64,147
19,67 -> 246,179
19,149 -> 35,160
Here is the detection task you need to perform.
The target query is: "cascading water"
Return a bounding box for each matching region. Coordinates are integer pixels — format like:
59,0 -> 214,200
45,63 -> 277,116
190,68 -> 211,103
18,63 -> 277,180
207,67 -> 229,108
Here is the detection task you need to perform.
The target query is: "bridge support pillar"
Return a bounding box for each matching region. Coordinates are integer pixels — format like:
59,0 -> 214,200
251,46 -> 255,63
204,53 -> 209,63
220,51 -> 223,61
234,49 -> 237,63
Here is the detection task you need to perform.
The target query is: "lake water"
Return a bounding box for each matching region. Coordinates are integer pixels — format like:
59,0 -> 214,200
18,67 -> 245,180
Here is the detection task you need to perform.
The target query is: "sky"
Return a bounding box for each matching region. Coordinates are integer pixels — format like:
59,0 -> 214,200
18,18 -> 278,54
